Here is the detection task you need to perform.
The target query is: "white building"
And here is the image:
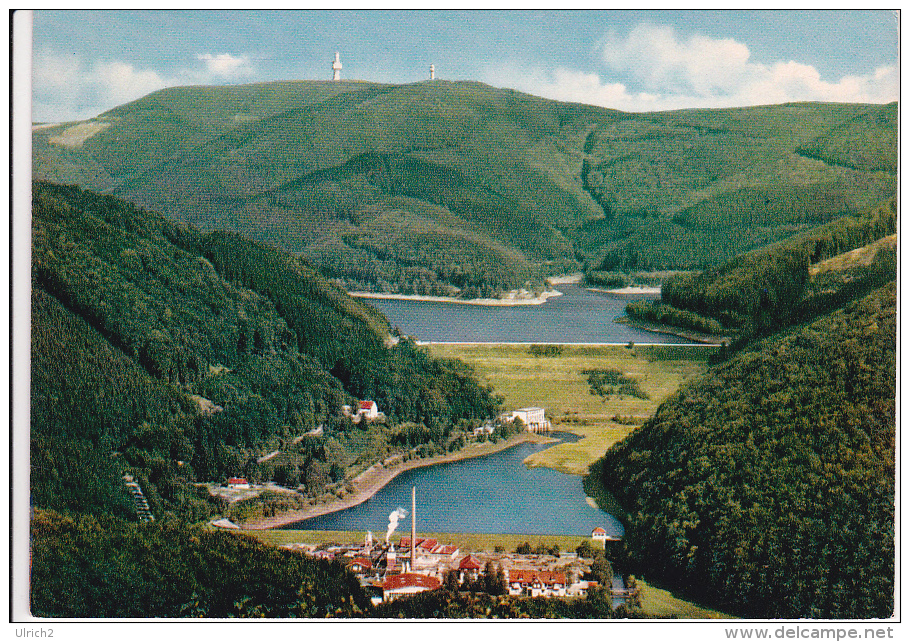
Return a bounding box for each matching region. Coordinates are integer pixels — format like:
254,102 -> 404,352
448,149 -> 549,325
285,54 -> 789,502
506,407 -> 551,433
358,400 -> 379,419
507,569 -> 567,597
592,527 -> 619,544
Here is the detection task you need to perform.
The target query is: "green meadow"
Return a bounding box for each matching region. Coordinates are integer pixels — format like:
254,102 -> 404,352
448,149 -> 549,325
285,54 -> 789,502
426,343 -> 713,474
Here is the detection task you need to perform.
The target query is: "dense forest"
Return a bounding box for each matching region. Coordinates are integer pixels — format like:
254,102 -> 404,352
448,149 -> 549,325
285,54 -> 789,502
594,282 -> 896,618
627,196 -> 897,341
31,180 -> 501,524
29,180 -> 516,618
30,509 -> 370,617
32,81 -> 896,295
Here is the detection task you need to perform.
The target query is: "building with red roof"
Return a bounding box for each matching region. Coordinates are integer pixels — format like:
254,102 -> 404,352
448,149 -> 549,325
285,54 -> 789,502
358,400 -> 378,419
381,573 -> 441,601
434,544 -> 460,559
458,554 -> 483,570
347,557 -> 373,575
507,569 -> 567,597
226,477 -> 249,488
458,554 -> 484,582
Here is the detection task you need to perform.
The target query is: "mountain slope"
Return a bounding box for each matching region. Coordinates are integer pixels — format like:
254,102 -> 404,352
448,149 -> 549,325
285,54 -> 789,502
594,282 -> 895,618
33,81 -> 896,295
635,195 -> 898,338
31,181 -> 501,520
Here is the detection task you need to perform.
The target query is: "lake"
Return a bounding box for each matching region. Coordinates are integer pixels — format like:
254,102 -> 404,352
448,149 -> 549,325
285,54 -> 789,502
362,283 -> 679,344
283,433 -> 624,538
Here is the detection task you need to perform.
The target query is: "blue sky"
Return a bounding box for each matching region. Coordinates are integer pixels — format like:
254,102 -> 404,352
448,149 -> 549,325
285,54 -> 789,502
30,9 -> 899,122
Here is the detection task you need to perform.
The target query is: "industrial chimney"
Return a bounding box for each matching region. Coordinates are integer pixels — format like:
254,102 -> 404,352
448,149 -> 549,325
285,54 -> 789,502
411,486 -> 416,570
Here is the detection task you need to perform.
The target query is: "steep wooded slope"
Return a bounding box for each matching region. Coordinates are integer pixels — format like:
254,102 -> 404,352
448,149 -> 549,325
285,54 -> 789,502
31,181 -> 501,521
33,81 -> 896,294
594,282 -> 896,618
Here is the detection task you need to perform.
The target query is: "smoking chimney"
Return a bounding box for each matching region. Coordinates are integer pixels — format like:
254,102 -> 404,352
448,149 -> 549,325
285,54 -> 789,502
411,486 -> 416,570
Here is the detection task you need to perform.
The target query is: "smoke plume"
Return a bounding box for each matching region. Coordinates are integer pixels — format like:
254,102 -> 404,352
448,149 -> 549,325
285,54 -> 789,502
386,506 -> 408,543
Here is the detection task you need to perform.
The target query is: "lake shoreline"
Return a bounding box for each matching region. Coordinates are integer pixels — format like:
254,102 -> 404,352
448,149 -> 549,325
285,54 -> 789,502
348,289 -> 563,306
240,432 -> 555,531
616,316 -> 732,345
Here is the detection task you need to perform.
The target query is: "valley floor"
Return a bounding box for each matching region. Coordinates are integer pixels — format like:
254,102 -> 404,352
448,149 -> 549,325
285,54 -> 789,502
239,344 -> 711,528
427,343 -> 712,475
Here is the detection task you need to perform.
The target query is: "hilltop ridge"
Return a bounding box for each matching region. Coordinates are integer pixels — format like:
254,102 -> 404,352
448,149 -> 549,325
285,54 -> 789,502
32,80 -> 896,296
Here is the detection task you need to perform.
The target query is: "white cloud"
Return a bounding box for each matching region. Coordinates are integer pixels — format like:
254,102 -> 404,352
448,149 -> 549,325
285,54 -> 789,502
491,24 -> 898,112
599,24 -> 752,98
32,49 -> 259,122
195,53 -> 255,80
32,49 -> 173,121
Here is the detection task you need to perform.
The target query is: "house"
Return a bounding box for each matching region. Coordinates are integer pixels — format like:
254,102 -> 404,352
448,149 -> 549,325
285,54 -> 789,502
504,407 -> 552,433
507,569 -> 567,597
227,477 -> 249,489
399,538 -> 460,562
347,557 -> 373,575
473,423 -> 495,436
381,573 -> 441,601
358,400 -> 379,419
434,545 -> 460,560
591,527 -> 619,544
458,554 -> 484,582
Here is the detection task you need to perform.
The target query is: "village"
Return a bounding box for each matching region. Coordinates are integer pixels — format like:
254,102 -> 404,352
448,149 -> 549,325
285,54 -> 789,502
279,525 -> 625,605
206,402 -> 631,605
272,475 -> 628,606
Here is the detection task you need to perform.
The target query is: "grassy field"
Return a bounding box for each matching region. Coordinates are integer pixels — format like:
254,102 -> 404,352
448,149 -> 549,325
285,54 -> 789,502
427,343 -> 713,474
637,580 -> 734,619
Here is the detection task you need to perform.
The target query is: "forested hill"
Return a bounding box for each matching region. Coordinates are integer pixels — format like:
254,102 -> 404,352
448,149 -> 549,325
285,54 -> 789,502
31,180 -> 501,522
626,196 -> 897,341
33,80 -> 896,295
593,282 -> 896,618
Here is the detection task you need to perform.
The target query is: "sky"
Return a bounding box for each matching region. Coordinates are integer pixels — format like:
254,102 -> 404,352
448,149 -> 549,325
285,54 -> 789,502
28,9 -> 900,122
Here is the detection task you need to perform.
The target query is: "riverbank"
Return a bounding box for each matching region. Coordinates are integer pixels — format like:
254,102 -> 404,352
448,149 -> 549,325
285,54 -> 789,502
240,432 -> 554,530
616,316 -> 732,346
348,288 -> 563,306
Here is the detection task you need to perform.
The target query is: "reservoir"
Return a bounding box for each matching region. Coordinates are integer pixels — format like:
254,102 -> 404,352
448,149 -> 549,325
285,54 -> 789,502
283,433 -> 624,538
362,283 -> 678,344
